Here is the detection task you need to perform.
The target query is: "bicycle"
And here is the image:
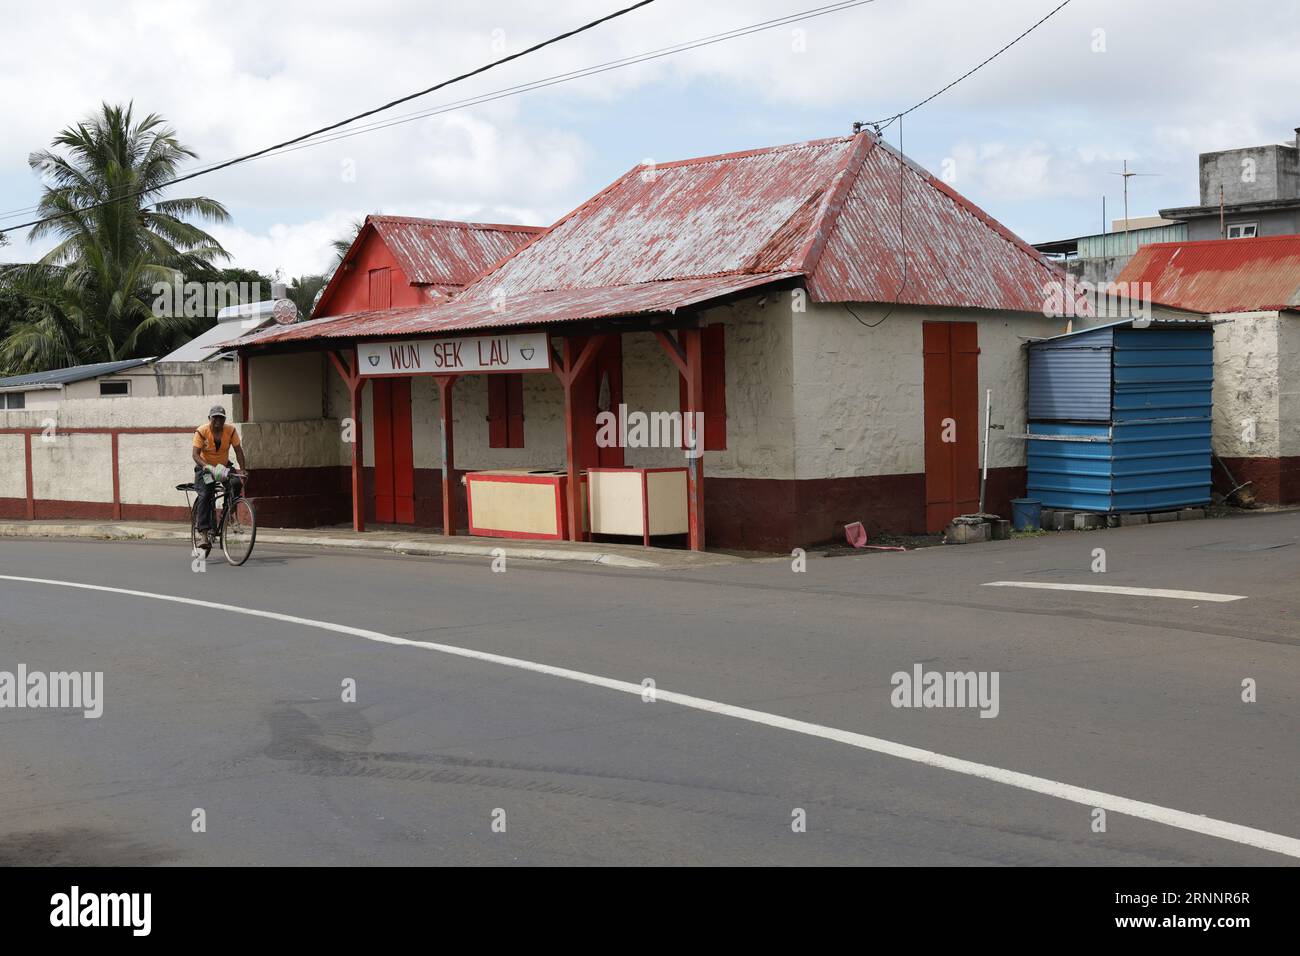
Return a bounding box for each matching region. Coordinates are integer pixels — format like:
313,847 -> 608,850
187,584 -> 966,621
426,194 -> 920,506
177,468 -> 257,566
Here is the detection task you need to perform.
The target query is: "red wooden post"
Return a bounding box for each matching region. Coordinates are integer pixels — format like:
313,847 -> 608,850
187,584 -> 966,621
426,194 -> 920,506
350,376 -> 366,533
110,431 -> 122,520
327,349 -> 367,533
552,335 -> 605,542
682,328 -> 706,551
436,375 -> 457,536
561,339 -> 580,542
23,431 -> 34,520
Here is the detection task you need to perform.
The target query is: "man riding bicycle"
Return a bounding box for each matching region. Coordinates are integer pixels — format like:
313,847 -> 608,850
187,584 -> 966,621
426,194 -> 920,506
192,404 -> 248,550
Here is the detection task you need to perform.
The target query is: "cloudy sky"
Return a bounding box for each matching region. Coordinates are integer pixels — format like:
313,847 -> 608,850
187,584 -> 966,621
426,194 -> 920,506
1,0 -> 1296,277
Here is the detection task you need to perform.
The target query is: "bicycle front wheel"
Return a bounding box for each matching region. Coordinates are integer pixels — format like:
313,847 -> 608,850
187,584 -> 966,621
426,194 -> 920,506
221,497 -> 257,566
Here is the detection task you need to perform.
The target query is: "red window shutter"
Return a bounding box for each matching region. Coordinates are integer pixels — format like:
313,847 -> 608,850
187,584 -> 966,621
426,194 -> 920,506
506,374 -> 525,448
488,374 -> 526,449
487,375 -> 508,448
368,268 -> 392,310
678,325 -> 727,451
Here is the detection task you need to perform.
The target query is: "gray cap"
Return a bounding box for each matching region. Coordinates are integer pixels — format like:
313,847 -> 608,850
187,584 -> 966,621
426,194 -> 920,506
208,405 -> 227,418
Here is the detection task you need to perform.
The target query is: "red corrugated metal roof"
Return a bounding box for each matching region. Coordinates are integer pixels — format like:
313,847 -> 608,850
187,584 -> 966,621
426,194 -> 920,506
310,215 -> 542,319
805,140 -> 1061,311
240,131 -> 1060,348
232,273 -> 799,346
1116,235 -> 1300,313
369,215 -> 542,287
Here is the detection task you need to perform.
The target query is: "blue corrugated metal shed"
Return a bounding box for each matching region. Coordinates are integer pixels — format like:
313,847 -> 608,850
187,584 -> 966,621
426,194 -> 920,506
1026,320 -> 1213,513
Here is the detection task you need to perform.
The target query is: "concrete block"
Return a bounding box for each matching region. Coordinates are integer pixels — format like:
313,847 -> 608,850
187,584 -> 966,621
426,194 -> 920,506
1053,510 -> 1077,531
1119,513 -> 1148,527
1149,511 -> 1180,524
944,521 -> 989,544
1040,508 -> 1056,524
990,519 -> 1010,540
1105,514 -> 1121,529
1179,507 -> 1206,520
1073,513 -> 1104,530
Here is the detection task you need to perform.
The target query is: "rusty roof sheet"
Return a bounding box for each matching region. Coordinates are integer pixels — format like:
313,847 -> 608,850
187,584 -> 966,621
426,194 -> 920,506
311,215 -> 542,319
228,272 -> 798,347
804,139 -> 1062,312
240,131 -> 1059,349
369,215 -> 542,287
1116,235 -> 1300,313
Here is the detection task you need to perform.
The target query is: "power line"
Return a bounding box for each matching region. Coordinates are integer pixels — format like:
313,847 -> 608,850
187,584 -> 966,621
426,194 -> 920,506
1,0 -> 877,227
185,1 -> 882,171
0,0 -> 656,236
858,0 -> 1073,131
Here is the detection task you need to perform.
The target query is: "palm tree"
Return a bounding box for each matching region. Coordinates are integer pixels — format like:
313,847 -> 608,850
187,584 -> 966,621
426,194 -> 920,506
331,217 -> 367,267
0,103 -> 230,372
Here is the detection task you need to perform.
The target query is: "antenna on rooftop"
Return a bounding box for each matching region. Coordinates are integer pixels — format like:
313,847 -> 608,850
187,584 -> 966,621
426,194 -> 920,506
1108,160 -> 1162,232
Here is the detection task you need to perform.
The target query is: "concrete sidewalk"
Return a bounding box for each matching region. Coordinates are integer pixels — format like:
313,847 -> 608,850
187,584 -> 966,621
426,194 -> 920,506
0,519 -> 748,570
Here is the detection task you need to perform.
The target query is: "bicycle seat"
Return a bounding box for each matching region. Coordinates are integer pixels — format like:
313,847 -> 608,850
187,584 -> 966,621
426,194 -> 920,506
175,483 -> 192,491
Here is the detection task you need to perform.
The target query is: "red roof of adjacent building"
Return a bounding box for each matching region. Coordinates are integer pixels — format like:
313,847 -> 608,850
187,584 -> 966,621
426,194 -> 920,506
239,132 -> 1062,347
312,215 -> 542,317
1116,235 -> 1300,314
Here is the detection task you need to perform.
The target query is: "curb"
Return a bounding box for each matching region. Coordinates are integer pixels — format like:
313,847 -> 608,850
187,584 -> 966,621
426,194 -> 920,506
0,523 -> 711,570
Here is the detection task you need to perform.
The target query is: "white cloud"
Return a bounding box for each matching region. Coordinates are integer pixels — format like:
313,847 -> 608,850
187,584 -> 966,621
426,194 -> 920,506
2,0 -> 1298,262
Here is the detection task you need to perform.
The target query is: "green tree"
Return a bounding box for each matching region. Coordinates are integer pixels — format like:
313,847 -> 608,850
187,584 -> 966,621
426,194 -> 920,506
0,103 -> 230,373
285,274 -> 328,317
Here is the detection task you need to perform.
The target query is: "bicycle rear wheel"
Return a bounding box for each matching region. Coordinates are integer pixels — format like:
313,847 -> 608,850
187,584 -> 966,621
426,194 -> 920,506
221,497 -> 257,566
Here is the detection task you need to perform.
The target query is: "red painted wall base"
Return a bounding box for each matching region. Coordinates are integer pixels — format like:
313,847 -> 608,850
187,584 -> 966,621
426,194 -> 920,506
1215,456 -> 1300,505
2,465 -> 1031,553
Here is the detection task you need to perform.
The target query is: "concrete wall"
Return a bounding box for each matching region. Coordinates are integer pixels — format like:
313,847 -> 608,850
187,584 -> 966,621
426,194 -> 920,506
1060,254 -> 1133,288
249,351 -> 324,422
1278,313 -> 1300,460
0,394 -> 231,520
1184,207 -> 1300,242
1212,312 -> 1280,460
792,300 -> 1058,478
1200,145 -> 1299,206
2,361 -> 237,410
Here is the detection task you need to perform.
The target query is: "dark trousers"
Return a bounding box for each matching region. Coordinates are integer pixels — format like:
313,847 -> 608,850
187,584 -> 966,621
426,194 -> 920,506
194,466 -> 217,532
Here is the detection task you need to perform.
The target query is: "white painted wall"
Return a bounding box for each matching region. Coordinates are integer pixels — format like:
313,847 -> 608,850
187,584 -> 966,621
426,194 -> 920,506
791,299 -> 1057,480
0,434 -> 26,498
1276,312 -> 1300,459
0,394 -> 233,509
1211,312 -> 1280,458
250,351 -> 323,422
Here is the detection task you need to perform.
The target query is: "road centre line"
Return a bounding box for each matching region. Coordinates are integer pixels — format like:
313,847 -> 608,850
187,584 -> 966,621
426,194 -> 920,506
984,581 -> 1246,602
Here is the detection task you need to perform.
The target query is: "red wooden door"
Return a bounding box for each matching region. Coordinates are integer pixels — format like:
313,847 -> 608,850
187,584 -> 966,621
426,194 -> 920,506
371,377 -> 414,524
574,337 -> 624,468
923,322 -> 980,532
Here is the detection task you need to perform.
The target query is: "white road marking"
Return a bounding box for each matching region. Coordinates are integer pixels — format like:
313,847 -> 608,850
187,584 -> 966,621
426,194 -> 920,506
984,581 -> 1246,603
2,573 -> 1295,860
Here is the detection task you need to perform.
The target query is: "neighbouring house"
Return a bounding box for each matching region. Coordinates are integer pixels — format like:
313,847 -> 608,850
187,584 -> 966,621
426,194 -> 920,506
229,131 -> 1066,550
0,297 -> 286,414
1035,217 -> 1187,287
312,215 -> 544,317
1160,131 -> 1300,241
1035,128 -> 1300,286
0,358 -> 156,410
1113,234 -> 1300,503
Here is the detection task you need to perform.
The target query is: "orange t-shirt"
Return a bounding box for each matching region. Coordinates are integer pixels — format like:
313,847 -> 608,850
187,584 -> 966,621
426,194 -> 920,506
193,422 -> 240,467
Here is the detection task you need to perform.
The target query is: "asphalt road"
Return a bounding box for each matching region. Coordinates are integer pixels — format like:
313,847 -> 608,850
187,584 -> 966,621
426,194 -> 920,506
1,510 -> 1298,866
